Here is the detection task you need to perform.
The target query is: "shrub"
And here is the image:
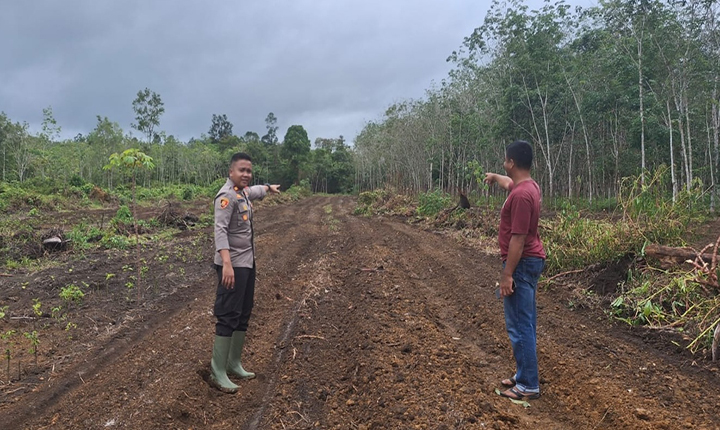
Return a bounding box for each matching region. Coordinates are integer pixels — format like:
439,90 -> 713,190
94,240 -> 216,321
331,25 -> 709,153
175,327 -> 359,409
544,168 -> 706,275
80,183 -> 95,195
67,223 -> 104,250
417,189 -> 453,217
181,186 -> 194,201
100,234 -> 130,249
207,178 -> 227,195
286,183 -> 312,199
0,184 -> 31,211
113,205 -> 134,225
69,174 -> 85,187
618,168 -> 706,244
543,207 -> 638,274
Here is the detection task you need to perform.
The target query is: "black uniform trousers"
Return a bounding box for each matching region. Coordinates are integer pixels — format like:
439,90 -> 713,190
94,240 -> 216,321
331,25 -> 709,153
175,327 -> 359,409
214,264 -> 255,337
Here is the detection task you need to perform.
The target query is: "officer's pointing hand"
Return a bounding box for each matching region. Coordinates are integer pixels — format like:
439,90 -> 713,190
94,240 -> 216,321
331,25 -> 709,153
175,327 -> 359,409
267,184 -> 281,194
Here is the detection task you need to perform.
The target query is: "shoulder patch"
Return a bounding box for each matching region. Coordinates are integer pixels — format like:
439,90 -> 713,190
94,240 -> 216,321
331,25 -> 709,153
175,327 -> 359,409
220,197 -> 229,209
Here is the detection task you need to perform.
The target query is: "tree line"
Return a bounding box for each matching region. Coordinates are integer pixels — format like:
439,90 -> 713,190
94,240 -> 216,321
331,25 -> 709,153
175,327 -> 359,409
0,89 -> 354,194
354,0 -> 720,207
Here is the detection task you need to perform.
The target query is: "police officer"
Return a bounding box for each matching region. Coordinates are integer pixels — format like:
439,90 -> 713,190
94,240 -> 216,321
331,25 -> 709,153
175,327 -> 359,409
209,152 -> 280,393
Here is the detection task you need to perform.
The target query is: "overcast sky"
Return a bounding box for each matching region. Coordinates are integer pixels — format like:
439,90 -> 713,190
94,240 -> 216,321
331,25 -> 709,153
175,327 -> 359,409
1,0 -> 592,145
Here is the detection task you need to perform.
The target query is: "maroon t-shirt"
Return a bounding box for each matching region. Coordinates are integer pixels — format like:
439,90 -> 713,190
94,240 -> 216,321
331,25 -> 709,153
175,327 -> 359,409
499,179 -> 546,261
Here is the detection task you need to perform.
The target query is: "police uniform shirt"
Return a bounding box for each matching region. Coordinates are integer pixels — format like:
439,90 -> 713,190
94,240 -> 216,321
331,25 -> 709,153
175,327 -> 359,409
213,178 -> 267,268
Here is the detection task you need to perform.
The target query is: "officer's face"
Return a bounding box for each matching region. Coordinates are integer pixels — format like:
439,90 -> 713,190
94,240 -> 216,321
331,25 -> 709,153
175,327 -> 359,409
229,159 -> 253,188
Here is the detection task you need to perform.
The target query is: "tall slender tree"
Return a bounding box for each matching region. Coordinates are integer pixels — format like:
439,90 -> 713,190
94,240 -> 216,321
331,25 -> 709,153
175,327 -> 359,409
131,88 -> 164,144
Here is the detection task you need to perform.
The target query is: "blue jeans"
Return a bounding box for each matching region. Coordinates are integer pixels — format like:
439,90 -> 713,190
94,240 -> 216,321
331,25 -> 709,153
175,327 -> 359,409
503,257 -> 545,393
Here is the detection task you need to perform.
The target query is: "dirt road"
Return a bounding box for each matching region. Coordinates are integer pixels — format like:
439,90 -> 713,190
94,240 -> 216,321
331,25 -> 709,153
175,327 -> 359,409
1,196 -> 718,429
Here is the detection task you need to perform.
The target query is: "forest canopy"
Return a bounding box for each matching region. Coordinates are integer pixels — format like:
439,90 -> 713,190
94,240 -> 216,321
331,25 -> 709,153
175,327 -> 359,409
354,0 -> 720,208
0,96 -> 354,195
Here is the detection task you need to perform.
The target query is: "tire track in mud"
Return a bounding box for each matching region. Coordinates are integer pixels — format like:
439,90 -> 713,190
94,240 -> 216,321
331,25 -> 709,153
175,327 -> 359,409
344,215 -> 720,429
0,285 -> 208,430
249,198 -> 523,429
243,197 -> 344,430
244,197 -> 720,430
4,196 -> 337,429
388,218 -> 719,429
243,197 -> 355,429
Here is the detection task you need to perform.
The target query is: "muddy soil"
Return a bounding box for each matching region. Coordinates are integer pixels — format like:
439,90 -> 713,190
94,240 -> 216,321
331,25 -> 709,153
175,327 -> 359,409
0,196 -> 719,429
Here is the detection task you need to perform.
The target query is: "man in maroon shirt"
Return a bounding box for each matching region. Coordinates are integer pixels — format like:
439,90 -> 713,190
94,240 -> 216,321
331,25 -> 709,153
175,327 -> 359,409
485,140 -> 546,400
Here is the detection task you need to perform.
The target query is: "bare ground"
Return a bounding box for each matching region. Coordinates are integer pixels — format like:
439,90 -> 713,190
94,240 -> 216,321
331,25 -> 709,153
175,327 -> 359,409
0,196 -> 718,429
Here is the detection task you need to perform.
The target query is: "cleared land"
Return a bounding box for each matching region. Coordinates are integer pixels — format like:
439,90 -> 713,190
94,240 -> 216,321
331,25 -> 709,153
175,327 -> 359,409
0,196 -> 718,429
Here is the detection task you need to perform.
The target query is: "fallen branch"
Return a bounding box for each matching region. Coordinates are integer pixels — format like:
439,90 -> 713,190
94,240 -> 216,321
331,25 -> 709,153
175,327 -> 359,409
2,386 -> 26,395
296,335 -> 326,340
542,269 -> 585,283
646,241 -> 720,290
644,243 -> 715,263
0,273 -> 12,277
641,320 -> 686,330
592,407 -> 611,430
713,322 -> 720,362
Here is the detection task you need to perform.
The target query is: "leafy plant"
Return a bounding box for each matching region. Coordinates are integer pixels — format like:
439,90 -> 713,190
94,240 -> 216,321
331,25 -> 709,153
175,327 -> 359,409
67,222 -> 104,250
23,330 -> 39,367
417,189 -> 453,217
32,298 -> 42,317
2,330 -> 16,381
112,205 -> 134,226
65,321 -> 77,340
59,284 -> 85,305
465,160 -> 488,192
101,234 -> 130,250
51,306 -> 63,320
104,149 -> 155,300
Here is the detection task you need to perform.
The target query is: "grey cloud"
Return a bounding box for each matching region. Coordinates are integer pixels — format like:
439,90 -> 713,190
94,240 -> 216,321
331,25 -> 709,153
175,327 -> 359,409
1,0 -> 520,143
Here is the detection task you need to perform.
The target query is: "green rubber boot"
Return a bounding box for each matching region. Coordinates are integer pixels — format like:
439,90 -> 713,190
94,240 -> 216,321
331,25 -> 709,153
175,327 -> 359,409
209,335 -> 239,393
227,331 -> 256,380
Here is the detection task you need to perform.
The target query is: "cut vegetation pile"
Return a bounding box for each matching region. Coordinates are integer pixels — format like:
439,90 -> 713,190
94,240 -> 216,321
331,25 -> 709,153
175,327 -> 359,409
157,202 -> 199,230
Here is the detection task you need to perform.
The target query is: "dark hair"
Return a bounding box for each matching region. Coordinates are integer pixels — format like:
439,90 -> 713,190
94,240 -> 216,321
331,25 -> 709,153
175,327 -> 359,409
230,152 -> 252,165
506,140 -> 533,170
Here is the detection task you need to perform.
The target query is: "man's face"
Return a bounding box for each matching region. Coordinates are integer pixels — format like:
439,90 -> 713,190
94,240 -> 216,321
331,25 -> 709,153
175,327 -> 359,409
229,159 -> 253,188
503,156 -> 514,174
